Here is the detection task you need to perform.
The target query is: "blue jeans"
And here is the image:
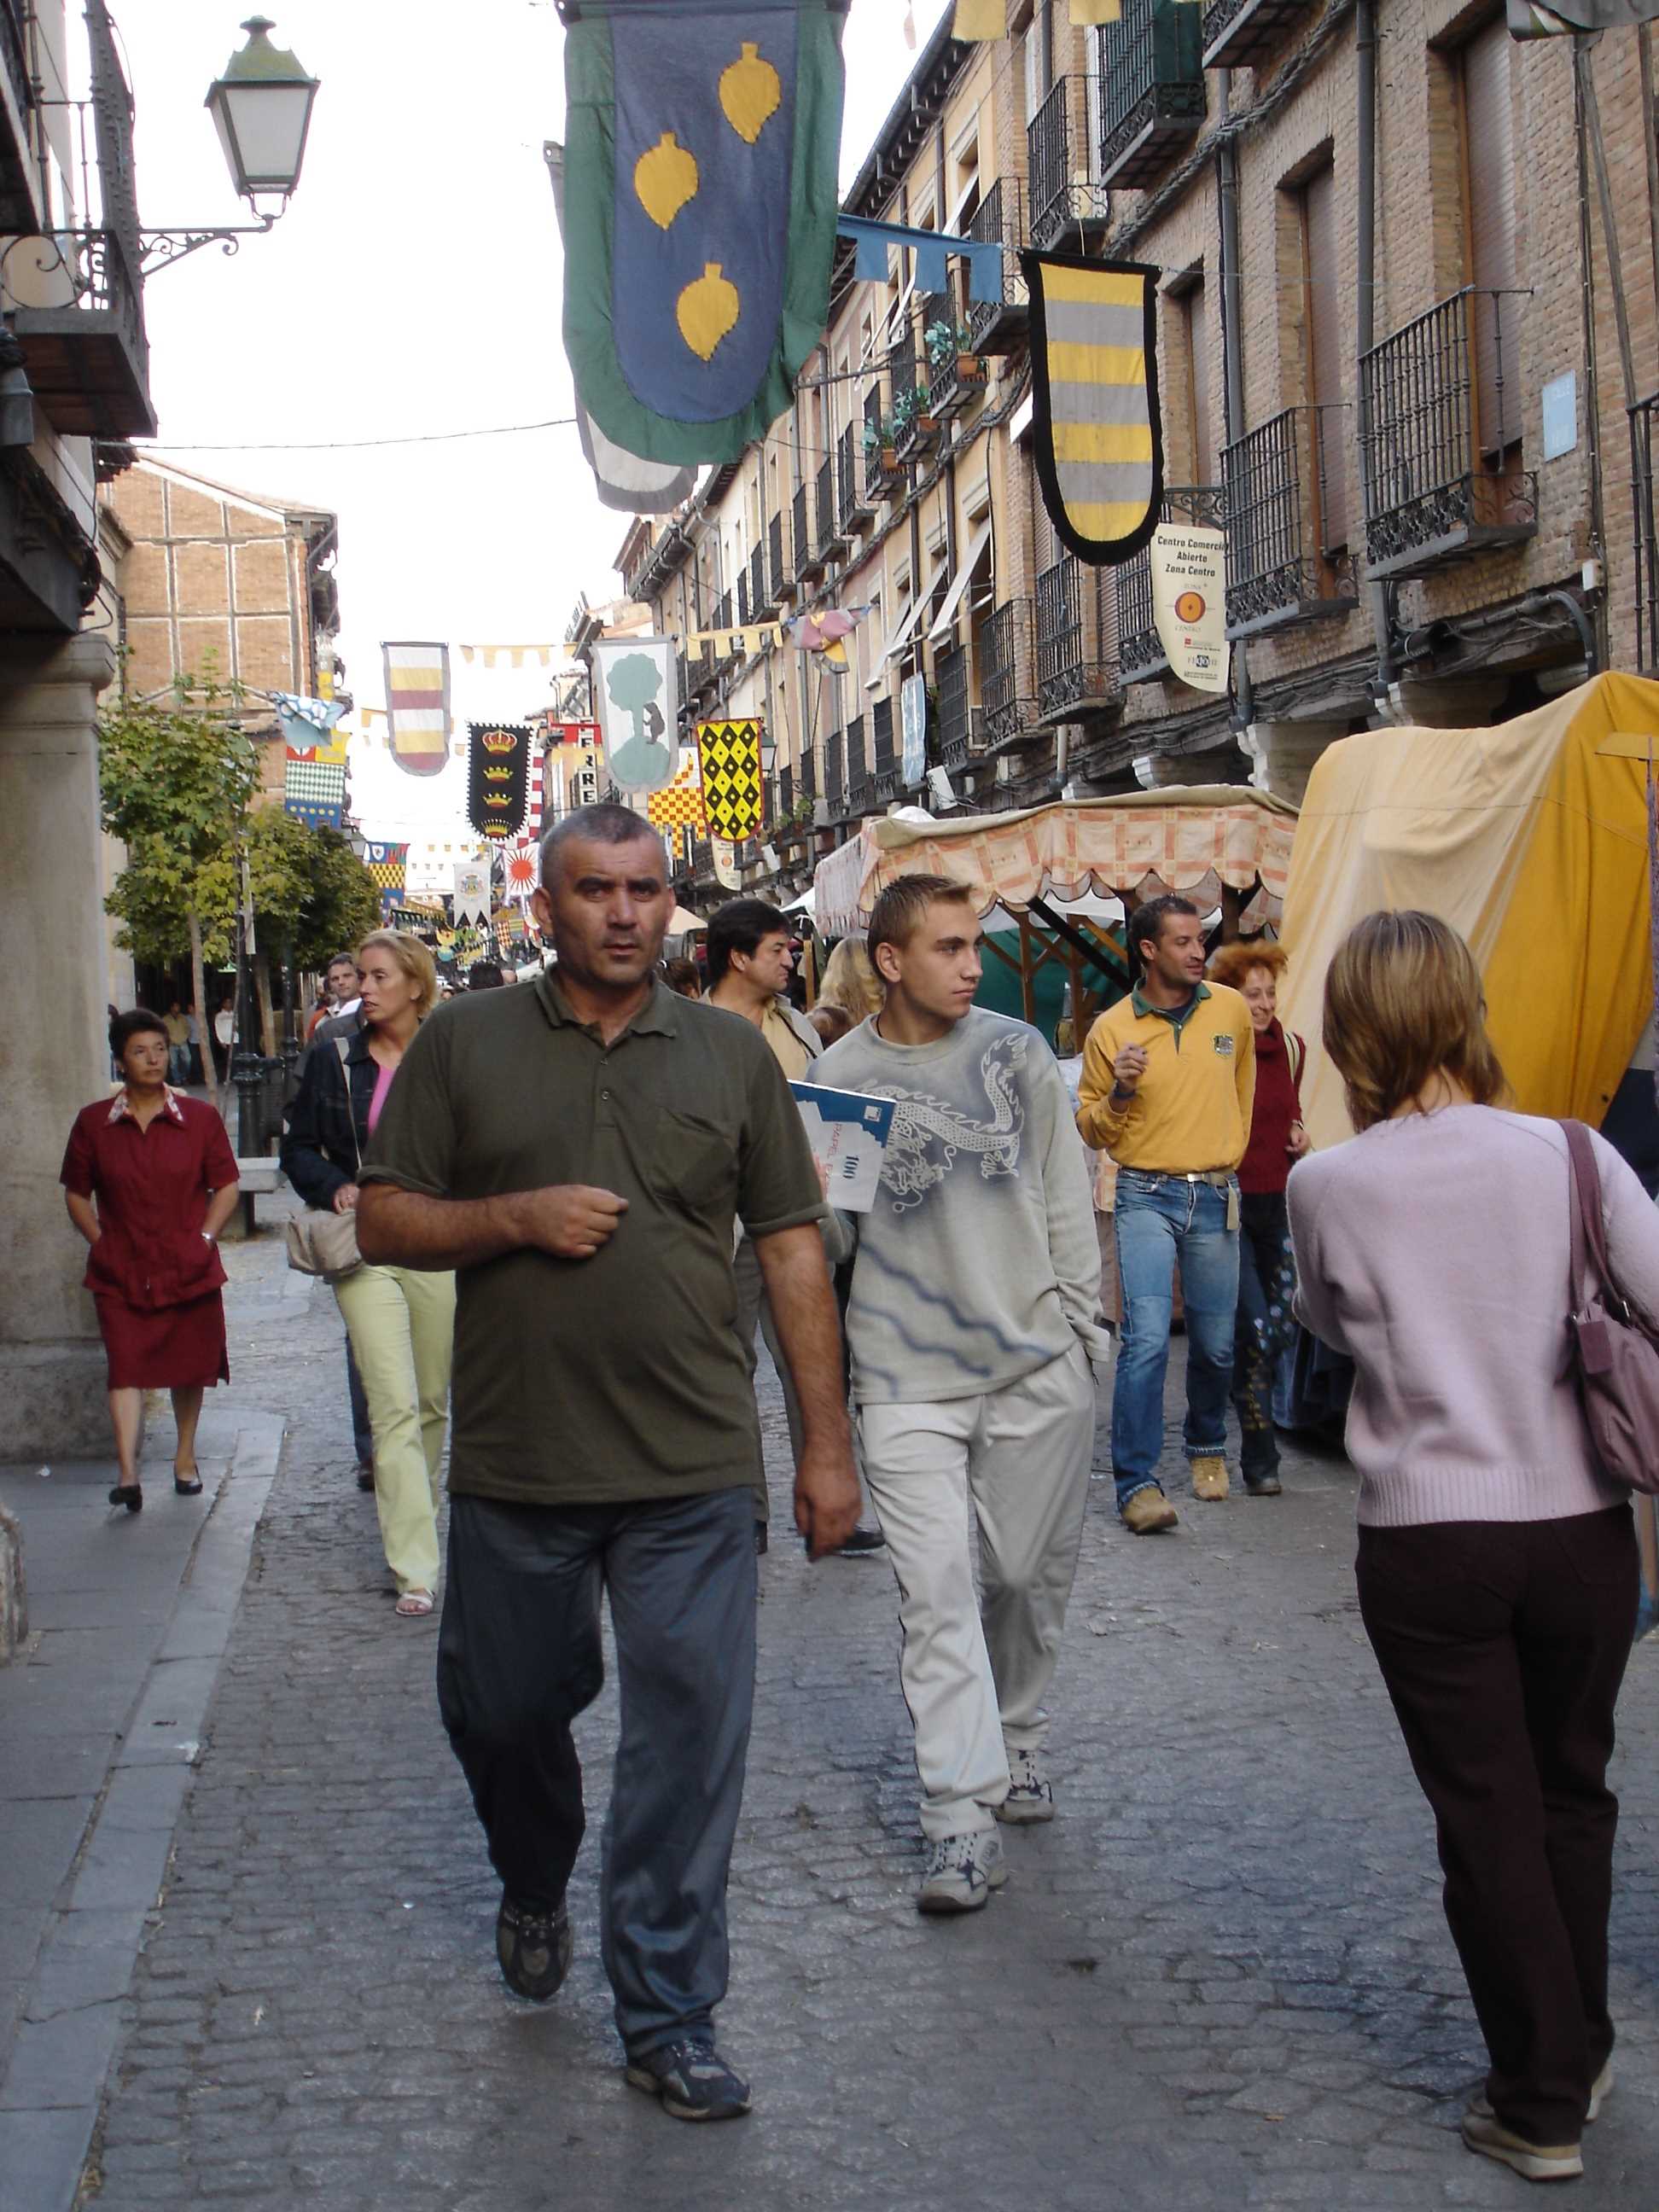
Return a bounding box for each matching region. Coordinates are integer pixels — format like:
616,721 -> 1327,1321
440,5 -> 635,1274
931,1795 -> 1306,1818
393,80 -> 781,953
167,1044 -> 191,1085
1111,1172 -> 1241,1510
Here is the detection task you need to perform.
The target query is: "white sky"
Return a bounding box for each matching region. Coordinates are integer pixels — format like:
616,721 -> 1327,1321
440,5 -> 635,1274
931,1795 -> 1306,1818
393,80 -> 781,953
121,0 -> 954,842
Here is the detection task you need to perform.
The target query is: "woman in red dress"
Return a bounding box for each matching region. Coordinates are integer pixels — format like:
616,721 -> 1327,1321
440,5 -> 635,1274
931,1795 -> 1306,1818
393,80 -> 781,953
61,1009 -> 242,1512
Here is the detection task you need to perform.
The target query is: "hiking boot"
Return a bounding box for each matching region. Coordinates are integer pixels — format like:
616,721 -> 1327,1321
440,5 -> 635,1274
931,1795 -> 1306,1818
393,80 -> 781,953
625,2038 -> 752,2122
994,1747 -> 1055,1825
1121,1487 -> 1179,1534
495,1893 -> 572,2003
1461,2110 -> 1582,2181
1470,2062 -> 1612,2128
1190,1454 -> 1229,1501
917,1829 -> 1007,1913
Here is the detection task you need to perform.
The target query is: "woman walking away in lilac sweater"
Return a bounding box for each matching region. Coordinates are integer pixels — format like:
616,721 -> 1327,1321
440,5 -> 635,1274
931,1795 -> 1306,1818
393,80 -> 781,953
1288,911 -> 1659,2188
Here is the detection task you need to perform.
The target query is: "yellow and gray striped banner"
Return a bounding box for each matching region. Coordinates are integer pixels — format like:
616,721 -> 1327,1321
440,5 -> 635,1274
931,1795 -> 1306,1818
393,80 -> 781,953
1021,252 -> 1163,567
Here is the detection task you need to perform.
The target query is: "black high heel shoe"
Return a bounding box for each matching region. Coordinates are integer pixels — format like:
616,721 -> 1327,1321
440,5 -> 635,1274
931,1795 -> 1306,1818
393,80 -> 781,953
108,1483 -> 142,1512
173,1471 -> 203,1497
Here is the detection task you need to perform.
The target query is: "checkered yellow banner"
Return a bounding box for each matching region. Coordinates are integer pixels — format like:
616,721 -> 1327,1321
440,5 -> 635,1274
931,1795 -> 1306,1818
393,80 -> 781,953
696,720 -> 763,842
647,754 -> 707,833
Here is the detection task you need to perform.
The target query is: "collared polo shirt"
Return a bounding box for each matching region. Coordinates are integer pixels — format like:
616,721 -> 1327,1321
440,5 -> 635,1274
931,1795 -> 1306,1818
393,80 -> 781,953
1075,978 -> 1255,1172
359,973 -> 826,1509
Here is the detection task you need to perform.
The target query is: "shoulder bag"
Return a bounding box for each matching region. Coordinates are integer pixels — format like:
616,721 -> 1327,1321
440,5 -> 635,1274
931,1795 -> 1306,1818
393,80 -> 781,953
1561,1117 -> 1659,1495
285,1039 -> 365,1282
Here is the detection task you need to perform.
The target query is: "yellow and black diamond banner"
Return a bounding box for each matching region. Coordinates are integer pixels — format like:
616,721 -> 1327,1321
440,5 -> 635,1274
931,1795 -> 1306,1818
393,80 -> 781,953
696,719 -> 763,842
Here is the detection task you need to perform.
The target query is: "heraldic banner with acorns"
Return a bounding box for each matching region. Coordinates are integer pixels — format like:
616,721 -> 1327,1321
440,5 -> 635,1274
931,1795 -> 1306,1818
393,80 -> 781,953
696,720 -> 764,841
467,724 -> 532,843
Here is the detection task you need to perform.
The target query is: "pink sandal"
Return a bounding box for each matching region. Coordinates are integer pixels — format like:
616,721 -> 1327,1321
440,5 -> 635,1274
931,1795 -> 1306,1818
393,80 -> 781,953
394,1590 -> 434,1619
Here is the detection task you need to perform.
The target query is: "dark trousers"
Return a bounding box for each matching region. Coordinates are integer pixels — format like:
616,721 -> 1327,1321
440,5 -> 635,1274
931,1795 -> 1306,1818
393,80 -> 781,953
437,1486 -> 757,2058
1231,1191 -> 1295,1484
1356,1505 -> 1638,2145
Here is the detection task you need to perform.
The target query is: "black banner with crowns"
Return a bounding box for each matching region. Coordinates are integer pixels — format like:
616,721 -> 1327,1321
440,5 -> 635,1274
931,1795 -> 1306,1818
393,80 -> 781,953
467,723 -> 531,842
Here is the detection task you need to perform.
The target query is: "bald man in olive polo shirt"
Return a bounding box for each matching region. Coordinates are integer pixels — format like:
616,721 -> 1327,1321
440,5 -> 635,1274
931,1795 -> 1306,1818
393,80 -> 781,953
357,805 -> 859,2124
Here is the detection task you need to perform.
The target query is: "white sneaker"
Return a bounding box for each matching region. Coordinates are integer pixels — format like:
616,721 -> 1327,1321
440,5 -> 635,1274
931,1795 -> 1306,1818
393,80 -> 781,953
917,1830 -> 1007,1914
994,1747 -> 1055,1825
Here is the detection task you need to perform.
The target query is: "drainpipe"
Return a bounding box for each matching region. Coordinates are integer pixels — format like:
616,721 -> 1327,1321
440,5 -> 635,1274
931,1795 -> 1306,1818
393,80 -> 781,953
1215,72 -> 1254,730
1356,0 -> 1395,697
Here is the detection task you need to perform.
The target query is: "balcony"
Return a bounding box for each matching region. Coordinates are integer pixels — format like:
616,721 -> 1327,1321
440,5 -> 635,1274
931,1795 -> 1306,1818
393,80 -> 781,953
770,509 -> 793,607
749,540 -> 773,624
1221,406 -> 1358,639
935,640 -> 981,769
634,522 -> 689,603
1027,78 -> 1110,253
1116,486 -> 1225,683
824,729 -> 846,817
963,179 -> 1029,355
1203,0 -> 1315,67
736,567 -> 751,626
923,295 -> 988,422
838,422 -> 872,535
1360,288 -> 1536,581
1036,556 -> 1117,720
981,600 -> 1034,746
813,456 -> 842,562
1097,0 -> 1206,192
890,338 -> 938,463
795,480 -> 824,585
846,713 -> 871,815
711,589 -> 738,667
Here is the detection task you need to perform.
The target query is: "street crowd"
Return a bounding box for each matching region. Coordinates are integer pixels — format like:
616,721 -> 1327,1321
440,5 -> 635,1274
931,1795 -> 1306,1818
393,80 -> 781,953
58,802 -> 1659,2186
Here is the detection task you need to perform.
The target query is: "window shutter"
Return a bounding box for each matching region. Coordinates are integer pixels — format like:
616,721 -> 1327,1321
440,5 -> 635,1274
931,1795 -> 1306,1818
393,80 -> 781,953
1302,163 -> 1350,551
1462,20 -> 1522,453
1185,284 -> 1215,483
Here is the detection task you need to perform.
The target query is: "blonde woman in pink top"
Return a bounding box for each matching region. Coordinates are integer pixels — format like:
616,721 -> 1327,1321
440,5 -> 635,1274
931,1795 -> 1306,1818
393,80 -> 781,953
1288,911 -> 1659,2187
282,933 -> 455,1617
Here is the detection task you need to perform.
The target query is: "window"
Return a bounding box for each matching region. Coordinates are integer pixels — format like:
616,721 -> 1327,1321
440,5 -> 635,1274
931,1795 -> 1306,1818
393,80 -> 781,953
1171,276 -> 1217,484
1458,18 -> 1522,457
1298,160 -> 1349,552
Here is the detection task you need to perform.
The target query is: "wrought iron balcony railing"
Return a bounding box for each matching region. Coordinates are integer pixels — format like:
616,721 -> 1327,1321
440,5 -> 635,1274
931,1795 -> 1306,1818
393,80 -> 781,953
798,744 -> 817,800
1036,556 -> 1116,719
1116,486 -> 1226,683
1203,0 -> 1314,69
824,728 -> 845,812
770,509 -> 791,605
981,599 -> 1034,746
712,589 -> 737,666
838,422 -> 871,533
814,456 -> 839,560
935,640 -> 975,767
1220,405 -> 1358,639
749,540 -> 771,623
963,179 -> 1029,354
1097,0 -> 1206,191
871,696 -> 894,775
736,566 -> 751,626
846,713 -> 871,814
1028,78 -> 1110,253
1360,288 -> 1536,580
794,481 -> 823,584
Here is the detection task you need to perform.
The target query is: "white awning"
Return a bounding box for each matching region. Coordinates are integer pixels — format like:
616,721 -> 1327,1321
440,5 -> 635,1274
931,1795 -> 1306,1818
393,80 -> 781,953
927,515 -> 994,643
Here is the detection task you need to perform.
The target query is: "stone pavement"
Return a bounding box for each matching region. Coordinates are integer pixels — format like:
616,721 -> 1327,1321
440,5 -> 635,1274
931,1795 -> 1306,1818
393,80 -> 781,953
21,1200 -> 1659,2210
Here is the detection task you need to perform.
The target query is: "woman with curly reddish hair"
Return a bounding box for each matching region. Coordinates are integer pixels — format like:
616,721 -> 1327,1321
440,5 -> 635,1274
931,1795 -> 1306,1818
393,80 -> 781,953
1205,938 -> 1307,1496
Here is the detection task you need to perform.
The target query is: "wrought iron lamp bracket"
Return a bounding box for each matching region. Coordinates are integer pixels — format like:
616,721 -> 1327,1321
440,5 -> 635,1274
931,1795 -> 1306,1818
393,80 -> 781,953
137,216 -> 278,276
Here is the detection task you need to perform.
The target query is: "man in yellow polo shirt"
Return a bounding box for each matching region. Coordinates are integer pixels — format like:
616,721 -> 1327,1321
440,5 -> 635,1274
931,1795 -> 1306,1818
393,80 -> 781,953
1077,894 -> 1255,1532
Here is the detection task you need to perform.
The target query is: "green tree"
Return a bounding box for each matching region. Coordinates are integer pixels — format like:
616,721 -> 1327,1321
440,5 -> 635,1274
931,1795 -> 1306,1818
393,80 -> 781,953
98,671 -> 259,1048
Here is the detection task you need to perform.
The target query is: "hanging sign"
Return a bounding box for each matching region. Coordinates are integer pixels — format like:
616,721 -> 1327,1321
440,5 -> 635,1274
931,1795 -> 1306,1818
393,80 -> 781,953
453,860 -> 491,928
1150,527 -> 1230,695
381,643 -> 452,777
592,637 -> 678,792
901,672 -> 928,787
1022,252 -> 1163,567
467,724 -> 533,842
711,836 -> 743,889
697,719 -> 764,841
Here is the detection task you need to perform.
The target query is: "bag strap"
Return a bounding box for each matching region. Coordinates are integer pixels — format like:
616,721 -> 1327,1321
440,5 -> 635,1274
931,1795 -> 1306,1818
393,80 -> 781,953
1285,1030 -> 1304,1088
335,1035 -> 364,1175
1560,1118 -> 1609,1314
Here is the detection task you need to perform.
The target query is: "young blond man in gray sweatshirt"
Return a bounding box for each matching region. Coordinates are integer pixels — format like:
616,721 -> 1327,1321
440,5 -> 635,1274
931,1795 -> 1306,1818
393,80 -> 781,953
814,876 -> 1110,1913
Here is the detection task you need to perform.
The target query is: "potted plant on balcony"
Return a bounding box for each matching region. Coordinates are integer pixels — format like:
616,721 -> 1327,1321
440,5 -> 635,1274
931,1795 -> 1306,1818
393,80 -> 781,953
894,384 -> 937,458
926,317 -> 985,385
863,416 -> 901,474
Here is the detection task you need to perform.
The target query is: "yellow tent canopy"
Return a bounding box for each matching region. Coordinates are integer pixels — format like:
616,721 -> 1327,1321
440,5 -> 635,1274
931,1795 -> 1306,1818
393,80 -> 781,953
1280,671 -> 1659,1150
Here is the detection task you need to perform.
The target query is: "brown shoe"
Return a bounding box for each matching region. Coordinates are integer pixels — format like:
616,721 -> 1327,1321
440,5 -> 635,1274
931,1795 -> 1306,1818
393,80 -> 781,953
1190,1455 -> 1229,1501
1121,1487 -> 1179,1534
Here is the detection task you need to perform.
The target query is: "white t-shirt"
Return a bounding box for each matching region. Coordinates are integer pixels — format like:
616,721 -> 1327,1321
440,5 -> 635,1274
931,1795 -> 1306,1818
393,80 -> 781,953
213,1010 -> 235,1046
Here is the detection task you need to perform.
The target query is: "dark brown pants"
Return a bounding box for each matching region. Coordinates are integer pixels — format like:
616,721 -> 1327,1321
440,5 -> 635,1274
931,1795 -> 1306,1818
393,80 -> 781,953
1356,1505 -> 1637,2146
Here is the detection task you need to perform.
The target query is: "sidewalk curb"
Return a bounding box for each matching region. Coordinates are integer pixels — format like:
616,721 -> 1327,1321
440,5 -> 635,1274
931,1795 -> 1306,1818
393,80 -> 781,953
0,1410 -> 283,2212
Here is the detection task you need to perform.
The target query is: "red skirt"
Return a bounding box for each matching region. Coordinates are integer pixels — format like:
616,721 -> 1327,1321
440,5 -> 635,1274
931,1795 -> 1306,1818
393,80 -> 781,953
95,1290 -> 230,1391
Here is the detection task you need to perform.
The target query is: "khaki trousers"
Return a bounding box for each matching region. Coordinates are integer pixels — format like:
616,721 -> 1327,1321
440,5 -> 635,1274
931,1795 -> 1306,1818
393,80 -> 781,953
335,1261 -> 456,1595
858,1342 -> 1097,1842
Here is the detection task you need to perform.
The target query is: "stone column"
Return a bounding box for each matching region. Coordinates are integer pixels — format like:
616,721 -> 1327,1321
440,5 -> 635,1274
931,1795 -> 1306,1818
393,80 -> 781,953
1237,720 -> 1351,807
0,634 -> 119,1457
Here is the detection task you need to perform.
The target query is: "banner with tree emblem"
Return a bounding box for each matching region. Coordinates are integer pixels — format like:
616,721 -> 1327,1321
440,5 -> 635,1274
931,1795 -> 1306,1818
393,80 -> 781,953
1021,252 -> 1163,567
381,643 -> 452,777
468,725 -> 533,843
592,637 -> 678,792
558,0 -> 847,465
697,719 -> 764,841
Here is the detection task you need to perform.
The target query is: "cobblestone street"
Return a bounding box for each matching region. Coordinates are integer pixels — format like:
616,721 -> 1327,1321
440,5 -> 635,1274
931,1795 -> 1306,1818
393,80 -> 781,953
68,1208 -> 1659,2209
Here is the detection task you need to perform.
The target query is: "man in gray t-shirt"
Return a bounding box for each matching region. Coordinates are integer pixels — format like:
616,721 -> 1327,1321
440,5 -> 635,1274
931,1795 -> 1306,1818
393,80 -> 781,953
816,876 -> 1109,1916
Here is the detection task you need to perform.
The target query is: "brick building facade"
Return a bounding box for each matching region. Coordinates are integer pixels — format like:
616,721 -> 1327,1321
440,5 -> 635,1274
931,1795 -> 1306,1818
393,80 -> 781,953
585,0 -> 1656,905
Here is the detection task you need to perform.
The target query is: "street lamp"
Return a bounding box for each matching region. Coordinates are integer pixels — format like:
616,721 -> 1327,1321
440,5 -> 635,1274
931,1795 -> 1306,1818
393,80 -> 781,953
206,17 -> 320,207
